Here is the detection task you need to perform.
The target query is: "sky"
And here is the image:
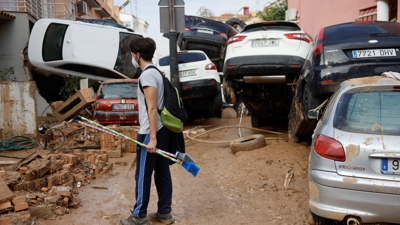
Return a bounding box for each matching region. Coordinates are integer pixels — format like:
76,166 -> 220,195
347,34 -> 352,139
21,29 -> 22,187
116,0 -> 269,35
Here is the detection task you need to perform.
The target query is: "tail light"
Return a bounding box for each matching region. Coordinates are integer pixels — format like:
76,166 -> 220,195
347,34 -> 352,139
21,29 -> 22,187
227,35 -> 247,45
185,27 -> 192,32
218,33 -> 228,39
205,63 -> 217,70
353,21 -> 372,25
313,134 -> 346,162
284,33 -> 312,43
313,28 -> 325,55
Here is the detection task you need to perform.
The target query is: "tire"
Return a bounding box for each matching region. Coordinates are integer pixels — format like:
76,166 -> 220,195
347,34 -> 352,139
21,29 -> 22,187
230,134 -> 266,154
225,18 -> 246,31
302,84 -> 323,115
213,91 -> 223,117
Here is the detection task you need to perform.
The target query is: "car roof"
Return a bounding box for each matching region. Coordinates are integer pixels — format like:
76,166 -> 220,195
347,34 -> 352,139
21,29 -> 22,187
39,18 -> 132,32
341,74 -> 400,88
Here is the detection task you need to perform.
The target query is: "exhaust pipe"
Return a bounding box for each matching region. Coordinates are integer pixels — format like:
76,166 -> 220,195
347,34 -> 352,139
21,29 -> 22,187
346,217 -> 361,225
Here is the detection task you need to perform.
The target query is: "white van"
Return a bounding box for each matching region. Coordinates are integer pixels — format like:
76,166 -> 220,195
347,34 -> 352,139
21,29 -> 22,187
28,18 -> 172,82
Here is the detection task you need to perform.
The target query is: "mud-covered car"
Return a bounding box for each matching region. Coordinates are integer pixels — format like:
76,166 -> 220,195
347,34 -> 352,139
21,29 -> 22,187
308,73 -> 400,224
92,79 -> 139,125
288,20 -> 400,142
177,15 -> 238,72
223,21 -> 312,127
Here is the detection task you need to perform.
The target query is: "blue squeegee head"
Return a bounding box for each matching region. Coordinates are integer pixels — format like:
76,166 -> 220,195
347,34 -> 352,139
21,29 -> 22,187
182,161 -> 200,177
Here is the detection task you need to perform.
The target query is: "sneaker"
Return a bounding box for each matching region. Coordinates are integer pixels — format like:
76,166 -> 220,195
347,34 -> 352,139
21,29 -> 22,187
120,215 -> 149,225
148,212 -> 174,224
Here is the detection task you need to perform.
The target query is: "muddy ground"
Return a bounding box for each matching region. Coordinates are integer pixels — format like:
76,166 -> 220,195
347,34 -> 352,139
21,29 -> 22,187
34,115 -> 312,225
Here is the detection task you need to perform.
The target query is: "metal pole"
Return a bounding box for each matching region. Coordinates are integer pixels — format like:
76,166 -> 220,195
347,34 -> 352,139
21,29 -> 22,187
168,0 -> 180,95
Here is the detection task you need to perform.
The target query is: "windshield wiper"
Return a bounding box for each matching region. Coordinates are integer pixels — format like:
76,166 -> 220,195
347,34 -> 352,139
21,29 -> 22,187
370,32 -> 399,37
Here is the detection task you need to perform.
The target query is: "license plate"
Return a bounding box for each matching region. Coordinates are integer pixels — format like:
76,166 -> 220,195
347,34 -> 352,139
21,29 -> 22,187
112,104 -> 134,110
197,29 -> 213,34
381,158 -> 400,174
179,70 -> 197,78
251,40 -> 279,47
352,49 -> 396,58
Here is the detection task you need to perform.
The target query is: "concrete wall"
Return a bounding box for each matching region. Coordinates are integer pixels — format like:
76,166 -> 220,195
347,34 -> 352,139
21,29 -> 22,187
0,12 -> 54,117
288,0 -> 386,38
0,81 -> 38,140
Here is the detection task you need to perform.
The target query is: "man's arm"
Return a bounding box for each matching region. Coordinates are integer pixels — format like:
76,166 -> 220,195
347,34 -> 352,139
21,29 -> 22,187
143,86 -> 158,153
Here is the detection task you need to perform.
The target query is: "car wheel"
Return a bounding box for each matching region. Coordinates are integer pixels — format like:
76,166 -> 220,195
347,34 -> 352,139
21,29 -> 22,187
225,17 -> 246,31
230,134 -> 266,154
302,84 -> 323,115
309,211 -> 336,225
213,91 -> 223,117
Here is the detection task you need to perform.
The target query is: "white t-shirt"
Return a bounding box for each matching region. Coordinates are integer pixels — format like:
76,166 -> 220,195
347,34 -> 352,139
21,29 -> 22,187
138,65 -> 164,134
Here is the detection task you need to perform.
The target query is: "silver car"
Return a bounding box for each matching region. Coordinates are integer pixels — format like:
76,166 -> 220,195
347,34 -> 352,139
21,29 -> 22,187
308,74 -> 400,224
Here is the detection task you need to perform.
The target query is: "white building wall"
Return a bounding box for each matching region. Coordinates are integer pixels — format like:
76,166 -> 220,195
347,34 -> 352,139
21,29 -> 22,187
120,12 -> 148,33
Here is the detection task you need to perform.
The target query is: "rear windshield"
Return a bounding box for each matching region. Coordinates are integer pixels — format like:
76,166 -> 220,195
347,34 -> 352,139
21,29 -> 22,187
99,83 -> 138,99
333,91 -> 400,135
243,22 -> 301,33
43,23 -> 68,61
185,16 -> 227,34
159,52 -> 207,66
324,22 -> 400,42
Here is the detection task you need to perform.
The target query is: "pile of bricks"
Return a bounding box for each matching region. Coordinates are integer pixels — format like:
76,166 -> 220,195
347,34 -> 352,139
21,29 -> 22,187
0,148 -> 116,224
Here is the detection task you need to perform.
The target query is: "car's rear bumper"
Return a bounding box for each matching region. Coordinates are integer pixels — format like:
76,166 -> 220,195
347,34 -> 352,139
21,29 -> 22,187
180,79 -> 221,99
223,55 -> 304,83
93,111 -> 139,125
309,170 -> 400,223
309,62 -> 400,96
178,32 -> 226,61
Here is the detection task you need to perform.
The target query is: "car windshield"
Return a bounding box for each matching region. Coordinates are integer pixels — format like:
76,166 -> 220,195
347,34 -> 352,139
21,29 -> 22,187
114,33 -> 142,78
43,23 -> 68,61
185,16 -> 227,33
100,82 -> 138,99
159,52 -> 207,66
324,23 -> 400,42
333,91 -> 400,135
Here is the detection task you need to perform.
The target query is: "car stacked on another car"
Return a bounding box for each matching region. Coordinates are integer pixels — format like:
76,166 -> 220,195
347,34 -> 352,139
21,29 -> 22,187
177,15 -> 239,71
156,50 -> 222,119
222,21 -> 312,127
92,79 -> 139,125
76,17 -> 134,32
307,73 -> 400,224
288,20 -> 400,143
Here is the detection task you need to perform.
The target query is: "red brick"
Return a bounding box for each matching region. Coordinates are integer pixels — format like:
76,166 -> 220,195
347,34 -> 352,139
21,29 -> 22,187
62,164 -> 73,172
12,182 -> 26,192
19,212 -> 30,221
61,154 -> 78,165
99,154 -> 109,162
102,163 -> 113,173
58,171 -> 69,185
106,150 -> 122,158
0,201 -> 12,212
0,216 -> 12,225
47,174 -> 59,188
49,160 -> 62,174
11,196 -> 26,204
14,202 -> 28,212
87,150 -> 107,155
18,167 -> 28,174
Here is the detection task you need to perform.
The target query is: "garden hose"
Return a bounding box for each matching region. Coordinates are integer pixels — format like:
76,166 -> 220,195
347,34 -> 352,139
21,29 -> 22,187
0,135 -> 37,154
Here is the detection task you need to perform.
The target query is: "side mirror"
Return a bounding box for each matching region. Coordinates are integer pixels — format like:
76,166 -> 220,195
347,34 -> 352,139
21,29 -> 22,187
307,109 -> 320,120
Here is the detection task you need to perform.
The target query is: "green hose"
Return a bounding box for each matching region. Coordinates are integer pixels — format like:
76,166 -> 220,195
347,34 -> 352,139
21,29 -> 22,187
0,135 -> 37,151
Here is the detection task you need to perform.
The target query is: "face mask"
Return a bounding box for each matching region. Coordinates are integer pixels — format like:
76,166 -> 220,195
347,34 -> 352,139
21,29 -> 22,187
132,57 -> 139,68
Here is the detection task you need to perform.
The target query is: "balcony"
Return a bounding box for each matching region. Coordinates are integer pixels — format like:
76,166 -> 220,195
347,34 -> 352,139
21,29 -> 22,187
0,0 -> 42,20
42,3 -> 73,20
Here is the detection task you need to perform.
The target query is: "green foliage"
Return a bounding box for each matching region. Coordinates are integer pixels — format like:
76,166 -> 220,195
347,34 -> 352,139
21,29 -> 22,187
58,75 -> 81,100
0,67 -> 16,82
259,0 -> 288,21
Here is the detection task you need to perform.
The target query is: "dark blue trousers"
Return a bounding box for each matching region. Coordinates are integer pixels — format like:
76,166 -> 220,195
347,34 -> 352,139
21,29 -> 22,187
133,126 -> 172,218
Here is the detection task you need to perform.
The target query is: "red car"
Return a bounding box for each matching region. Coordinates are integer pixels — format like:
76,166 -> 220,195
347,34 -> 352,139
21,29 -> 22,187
92,79 -> 139,125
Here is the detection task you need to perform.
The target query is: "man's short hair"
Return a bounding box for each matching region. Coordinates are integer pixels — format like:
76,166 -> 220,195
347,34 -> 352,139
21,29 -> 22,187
129,37 -> 156,61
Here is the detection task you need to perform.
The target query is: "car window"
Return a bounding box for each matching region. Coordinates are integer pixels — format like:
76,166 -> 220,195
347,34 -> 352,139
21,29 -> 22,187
185,16 -> 227,33
43,23 -> 68,61
159,52 -> 207,66
100,83 -> 138,99
114,32 -> 142,77
324,23 -> 400,42
333,91 -> 400,135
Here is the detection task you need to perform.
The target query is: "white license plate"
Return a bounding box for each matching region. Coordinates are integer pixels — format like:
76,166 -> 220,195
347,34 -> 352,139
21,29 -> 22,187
179,70 -> 197,78
251,40 -> 279,47
352,49 -> 396,58
381,158 -> 400,174
197,29 -> 213,34
112,104 -> 134,110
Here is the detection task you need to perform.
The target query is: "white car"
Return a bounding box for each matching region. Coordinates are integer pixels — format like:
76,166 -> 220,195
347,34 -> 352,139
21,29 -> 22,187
28,18 -> 172,82
156,50 -> 222,118
222,21 -> 313,127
